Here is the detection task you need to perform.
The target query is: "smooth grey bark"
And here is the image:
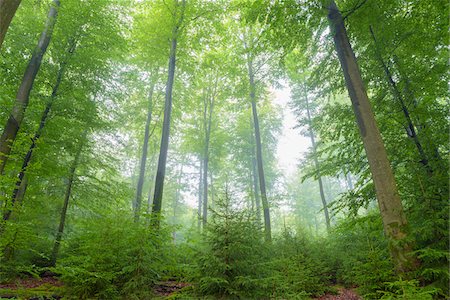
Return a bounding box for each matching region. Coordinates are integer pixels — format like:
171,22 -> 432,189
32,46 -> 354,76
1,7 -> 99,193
0,0 -> 60,175
247,56 -> 271,242
2,38 -> 77,222
197,158 -> 203,230
250,131 -> 261,225
50,131 -> 85,266
134,80 -> 156,221
0,0 -> 21,48
202,84 -> 215,226
327,0 -> 416,273
304,93 -> 330,231
172,164 -> 183,242
152,0 -> 186,224
369,26 -> 431,174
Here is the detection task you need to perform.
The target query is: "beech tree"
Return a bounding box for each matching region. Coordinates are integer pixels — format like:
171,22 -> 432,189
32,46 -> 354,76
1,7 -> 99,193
0,0 -> 59,175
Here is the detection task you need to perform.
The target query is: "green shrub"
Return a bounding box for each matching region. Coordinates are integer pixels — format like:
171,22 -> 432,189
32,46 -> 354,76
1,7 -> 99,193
54,212 -> 174,299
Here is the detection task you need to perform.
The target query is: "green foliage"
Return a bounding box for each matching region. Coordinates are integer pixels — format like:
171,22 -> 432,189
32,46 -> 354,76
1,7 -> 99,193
377,279 -> 438,300
195,192 -> 268,298
54,213 -> 174,299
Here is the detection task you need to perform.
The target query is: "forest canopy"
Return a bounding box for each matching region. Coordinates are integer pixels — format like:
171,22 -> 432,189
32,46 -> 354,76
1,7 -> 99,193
0,0 -> 448,299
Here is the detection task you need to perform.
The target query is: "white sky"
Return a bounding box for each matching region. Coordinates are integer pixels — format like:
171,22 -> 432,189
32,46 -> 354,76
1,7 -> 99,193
273,86 -> 311,178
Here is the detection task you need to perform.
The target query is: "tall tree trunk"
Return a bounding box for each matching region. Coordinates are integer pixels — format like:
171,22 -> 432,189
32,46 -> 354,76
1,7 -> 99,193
247,56 -> 271,242
327,0 -> 416,273
3,37 -> 76,222
0,0 -> 21,48
50,131 -> 85,266
197,158 -> 203,230
202,86 -> 215,226
304,93 -> 330,230
369,26 -> 431,174
0,0 -> 59,175
152,0 -> 186,224
172,164 -> 183,242
251,134 -> 261,225
134,80 -> 156,221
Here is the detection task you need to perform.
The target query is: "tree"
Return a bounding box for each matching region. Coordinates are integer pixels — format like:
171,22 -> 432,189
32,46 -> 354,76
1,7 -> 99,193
326,0 -> 416,273
0,0 -> 22,48
0,0 -> 60,175
152,0 -> 186,221
134,76 -> 157,221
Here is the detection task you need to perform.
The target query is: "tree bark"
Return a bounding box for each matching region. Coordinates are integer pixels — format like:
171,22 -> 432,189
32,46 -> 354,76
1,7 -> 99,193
3,37 -> 76,222
304,93 -> 330,230
327,0 -> 416,273
247,54 -> 271,242
202,85 -> 215,226
0,0 -> 21,48
134,80 -> 156,221
250,130 -> 261,226
369,26 -> 431,174
50,131 -> 85,266
151,0 -> 186,225
0,0 -> 60,175
197,158 -> 203,230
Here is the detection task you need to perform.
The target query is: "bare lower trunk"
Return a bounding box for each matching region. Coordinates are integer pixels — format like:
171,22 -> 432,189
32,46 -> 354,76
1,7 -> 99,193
197,158 -> 203,230
305,93 -> 330,230
202,85 -> 215,226
152,0 -> 186,225
134,80 -> 155,221
251,136 -> 261,225
0,0 -> 22,48
50,132 -> 85,266
0,0 -> 59,174
327,0 -> 416,273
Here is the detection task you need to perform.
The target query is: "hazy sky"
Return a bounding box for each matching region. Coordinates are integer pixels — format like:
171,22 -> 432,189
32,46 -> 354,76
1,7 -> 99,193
273,86 -> 311,178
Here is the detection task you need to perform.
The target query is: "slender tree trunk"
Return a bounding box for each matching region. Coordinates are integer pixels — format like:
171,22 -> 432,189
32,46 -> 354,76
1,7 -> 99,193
369,26 -> 431,174
202,88 -> 215,226
50,131 -> 85,266
251,136 -> 261,225
197,158 -> 203,230
0,0 -> 59,175
304,93 -> 330,230
3,38 -> 76,222
152,0 -> 186,224
209,170 -> 214,210
327,0 -> 416,273
247,56 -> 271,242
134,80 -> 155,221
172,164 -> 183,242
0,0 -> 21,48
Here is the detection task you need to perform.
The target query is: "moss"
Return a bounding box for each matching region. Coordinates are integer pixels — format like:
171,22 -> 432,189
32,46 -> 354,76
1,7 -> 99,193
0,283 -> 64,299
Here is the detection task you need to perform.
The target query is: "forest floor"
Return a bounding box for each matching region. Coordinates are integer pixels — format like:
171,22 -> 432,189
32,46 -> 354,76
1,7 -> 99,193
0,277 -> 361,299
314,286 -> 361,300
0,276 -> 63,299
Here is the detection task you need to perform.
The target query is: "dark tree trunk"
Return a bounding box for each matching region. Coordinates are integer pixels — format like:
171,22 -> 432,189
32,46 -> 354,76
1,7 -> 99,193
304,93 -> 330,231
152,0 -> 186,225
247,56 -> 271,242
50,131 -> 86,266
0,0 -> 59,175
3,37 -> 76,222
134,80 -> 156,221
369,26 -> 431,174
0,0 -> 21,48
327,0 -> 417,273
